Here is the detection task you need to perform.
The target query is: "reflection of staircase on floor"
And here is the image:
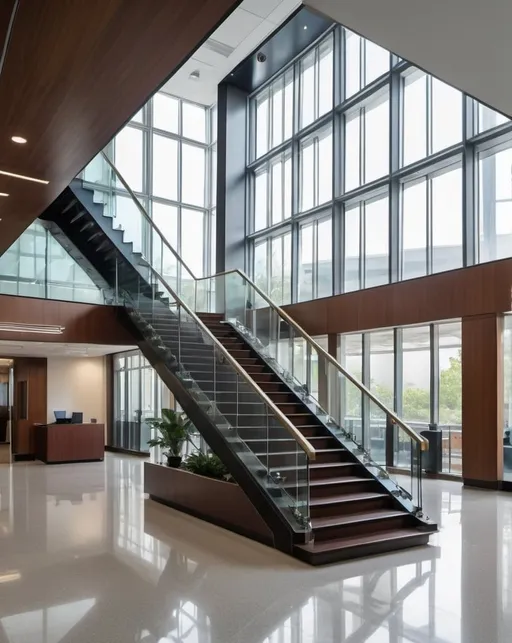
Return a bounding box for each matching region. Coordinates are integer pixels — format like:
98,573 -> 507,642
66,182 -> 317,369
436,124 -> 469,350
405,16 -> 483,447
0,444 -> 11,464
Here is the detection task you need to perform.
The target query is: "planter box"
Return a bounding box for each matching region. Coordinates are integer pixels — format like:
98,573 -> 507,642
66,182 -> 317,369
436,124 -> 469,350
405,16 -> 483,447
144,462 -> 274,545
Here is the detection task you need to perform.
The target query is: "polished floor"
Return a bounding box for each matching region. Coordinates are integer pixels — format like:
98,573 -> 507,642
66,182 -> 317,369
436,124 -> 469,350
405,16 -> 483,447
0,455 -> 510,643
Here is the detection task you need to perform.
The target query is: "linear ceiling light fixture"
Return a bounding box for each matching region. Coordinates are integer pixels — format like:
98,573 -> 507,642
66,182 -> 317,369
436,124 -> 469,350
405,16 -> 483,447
0,169 -> 49,184
0,323 -> 64,335
11,135 -> 27,144
0,193 -> 8,197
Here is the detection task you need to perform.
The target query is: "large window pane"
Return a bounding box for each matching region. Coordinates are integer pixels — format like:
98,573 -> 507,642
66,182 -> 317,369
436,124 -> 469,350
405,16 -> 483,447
432,78 -> 462,153
402,179 -> 427,279
299,223 -> 314,302
256,94 -> 269,159
476,102 -> 510,134
272,71 -> 294,148
254,240 -> 268,293
270,232 -> 291,305
369,330 -> 394,459
254,169 -> 268,231
317,217 -> 332,298
153,93 -> 179,133
339,334 -> 363,440
300,50 -> 315,129
271,154 -> 292,225
439,322 -> 462,475
182,143 -> 205,207
152,202 -> 178,249
318,130 -> 333,204
345,31 -> 361,99
300,139 -> 315,212
403,72 -> 427,166
478,146 -> 512,263
182,101 -> 206,142
364,40 -> 389,85
152,134 -> 178,200
181,209 -> 205,277
318,37 -> 334,117
344,205 -> 360,292
365,91 -> 389,183
402,326 -> 431,424
115,126 -> 143,192
432,167 -> 463,273
344,112 -> 360,192
365,196 -> 389,288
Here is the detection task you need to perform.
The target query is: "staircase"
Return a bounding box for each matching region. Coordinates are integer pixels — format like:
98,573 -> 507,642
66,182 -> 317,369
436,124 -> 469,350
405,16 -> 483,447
39,154 -> 436,565
199,313 -> 434,565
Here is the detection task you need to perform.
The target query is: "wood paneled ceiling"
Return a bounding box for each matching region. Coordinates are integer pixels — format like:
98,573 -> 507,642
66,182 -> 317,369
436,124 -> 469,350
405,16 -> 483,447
0,0 -> 240,255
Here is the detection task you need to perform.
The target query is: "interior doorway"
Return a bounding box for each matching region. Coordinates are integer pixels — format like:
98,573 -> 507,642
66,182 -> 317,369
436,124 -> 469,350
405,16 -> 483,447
0,358 -> 14,464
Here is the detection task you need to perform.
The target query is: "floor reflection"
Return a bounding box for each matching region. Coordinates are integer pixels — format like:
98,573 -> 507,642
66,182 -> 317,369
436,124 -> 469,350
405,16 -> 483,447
0,455 -> 511,642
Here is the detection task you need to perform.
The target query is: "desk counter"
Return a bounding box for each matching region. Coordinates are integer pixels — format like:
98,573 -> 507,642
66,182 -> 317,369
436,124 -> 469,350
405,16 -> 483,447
35,423 -> 104,464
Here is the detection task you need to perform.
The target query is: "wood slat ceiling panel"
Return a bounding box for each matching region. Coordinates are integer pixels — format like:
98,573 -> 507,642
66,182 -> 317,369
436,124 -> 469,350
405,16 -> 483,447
0,0 -> 239,254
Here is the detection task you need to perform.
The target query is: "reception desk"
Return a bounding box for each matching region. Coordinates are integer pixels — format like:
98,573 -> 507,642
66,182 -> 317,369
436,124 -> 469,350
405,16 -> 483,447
34,423 -> 104,464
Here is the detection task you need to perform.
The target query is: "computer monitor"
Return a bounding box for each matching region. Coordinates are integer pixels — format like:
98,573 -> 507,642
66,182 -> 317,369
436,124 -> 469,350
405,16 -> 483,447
54,410 -> 66,421
71,412 -> 83,424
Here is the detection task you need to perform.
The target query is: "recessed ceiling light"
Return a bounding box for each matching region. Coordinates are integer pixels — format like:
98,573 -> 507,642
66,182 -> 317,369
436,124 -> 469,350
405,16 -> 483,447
303,25 -> 308,30
189,69 -> 200,81
0,170 -> 48,185
11,136 -> 27,144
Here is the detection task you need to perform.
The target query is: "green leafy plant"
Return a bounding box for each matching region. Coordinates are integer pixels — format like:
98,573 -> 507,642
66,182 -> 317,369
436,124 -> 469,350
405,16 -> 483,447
183,451 -> 232,482
146,409 -> 193,459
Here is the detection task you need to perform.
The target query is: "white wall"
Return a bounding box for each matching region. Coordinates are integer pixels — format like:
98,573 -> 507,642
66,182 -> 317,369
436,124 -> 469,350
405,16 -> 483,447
307,0 -> 512,118
47,357 -> 107,427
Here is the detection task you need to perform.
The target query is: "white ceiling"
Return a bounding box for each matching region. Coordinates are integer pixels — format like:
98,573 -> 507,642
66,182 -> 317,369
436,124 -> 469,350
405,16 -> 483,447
161,0 -> 301,105
0,342 -> 136,358
306,0 -> 512,118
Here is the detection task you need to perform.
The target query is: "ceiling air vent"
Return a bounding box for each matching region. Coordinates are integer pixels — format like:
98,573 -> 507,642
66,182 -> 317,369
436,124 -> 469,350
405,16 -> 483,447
203,38 -> 235,58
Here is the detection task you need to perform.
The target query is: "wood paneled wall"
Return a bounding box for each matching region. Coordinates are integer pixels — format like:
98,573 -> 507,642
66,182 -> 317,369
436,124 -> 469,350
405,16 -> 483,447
0,296 -> 135,345
13,357 -> 47,456
284,257 -> 512,336
461,314 -> 504,485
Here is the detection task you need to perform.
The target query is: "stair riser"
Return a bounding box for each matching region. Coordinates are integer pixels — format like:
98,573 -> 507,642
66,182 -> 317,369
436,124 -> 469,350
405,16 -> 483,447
286,415 -> 319,426
313,515 -> 413,542
257,450 -> 351,468
236,427 -> 291,441
311,464 -> 360,479
310,497 -> 391,519
246,438 -> 337,453
310,479 -> 379,498
294,533 -> 430,566
297,426 -> 331,438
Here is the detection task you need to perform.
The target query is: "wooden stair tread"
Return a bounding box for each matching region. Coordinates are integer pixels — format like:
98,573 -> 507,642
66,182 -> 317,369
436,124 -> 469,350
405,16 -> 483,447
255,448 -> 346,457
310,462 -> 357,469
296,529 -> 425,554
311,509 -> 406,529
310,476 -> 371,486
310,492 -> 387,506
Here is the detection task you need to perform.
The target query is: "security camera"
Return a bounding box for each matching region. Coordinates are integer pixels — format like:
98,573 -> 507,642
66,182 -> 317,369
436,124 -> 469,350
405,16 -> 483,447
257,52 -> 267,63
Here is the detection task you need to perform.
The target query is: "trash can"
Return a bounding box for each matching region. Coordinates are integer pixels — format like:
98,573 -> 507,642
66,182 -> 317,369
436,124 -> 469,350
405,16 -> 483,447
420,425 -> 443,473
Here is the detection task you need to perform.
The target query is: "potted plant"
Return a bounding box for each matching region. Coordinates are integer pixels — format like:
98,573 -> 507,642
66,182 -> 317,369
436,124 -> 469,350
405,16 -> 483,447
146,408 -> 193,468
183,451 -> 232,482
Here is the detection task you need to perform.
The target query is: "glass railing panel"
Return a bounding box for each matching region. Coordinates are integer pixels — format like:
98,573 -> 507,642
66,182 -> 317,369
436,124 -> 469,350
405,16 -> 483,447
82,151 -> 198,306
121,270 -> 312,534
221,270 -> 426,515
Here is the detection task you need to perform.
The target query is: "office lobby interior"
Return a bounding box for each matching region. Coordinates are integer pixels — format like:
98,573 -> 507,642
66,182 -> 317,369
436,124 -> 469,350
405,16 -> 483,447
1,0 -> 512,641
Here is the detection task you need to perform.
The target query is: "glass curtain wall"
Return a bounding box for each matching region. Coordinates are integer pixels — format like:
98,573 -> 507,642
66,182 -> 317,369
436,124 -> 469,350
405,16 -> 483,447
112,349 -> 206,455
246,26 -> 512,304
338,321 -> 462,474
83,92 -> 216,281
0,220 -> 106,304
